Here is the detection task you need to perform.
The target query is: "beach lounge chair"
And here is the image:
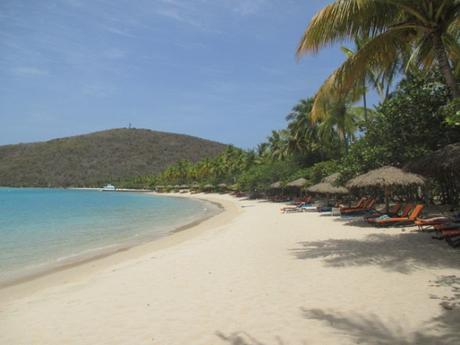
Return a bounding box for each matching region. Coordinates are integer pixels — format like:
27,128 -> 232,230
415,217 -> 451,231
340,197 -> 367,212
371,204 -> 425,227
367,204 -> 414,224
341,198 -> 376,216
365,203 -> 402,221
433,228 -> 460,248
281,202 -> 310,213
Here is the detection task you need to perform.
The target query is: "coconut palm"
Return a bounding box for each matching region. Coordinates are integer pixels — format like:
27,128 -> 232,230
267,130 -> 290,161
297,0 -> 460,101
341,35 -> 401,121
316,95 -> 363,153
286,99 -> 318,154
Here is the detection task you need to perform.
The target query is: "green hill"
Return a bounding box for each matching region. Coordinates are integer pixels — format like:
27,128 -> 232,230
0,128 -> 227,187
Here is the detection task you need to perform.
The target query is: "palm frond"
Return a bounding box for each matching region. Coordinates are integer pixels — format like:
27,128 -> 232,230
311,28 -> 409,120
296,0 -> 397,56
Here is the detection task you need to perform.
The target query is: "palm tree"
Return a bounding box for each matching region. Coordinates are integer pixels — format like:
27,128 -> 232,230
315,95 -> 363,153
341,35 -> 400,121
267,130 -> 290,160
286,99 -> 317,154
297,0 -> 460,99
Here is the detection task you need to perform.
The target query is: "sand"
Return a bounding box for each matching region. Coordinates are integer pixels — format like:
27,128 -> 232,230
1,193 -> 459,345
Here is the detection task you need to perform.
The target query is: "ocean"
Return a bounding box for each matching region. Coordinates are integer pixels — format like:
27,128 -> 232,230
0,188 -> 219,285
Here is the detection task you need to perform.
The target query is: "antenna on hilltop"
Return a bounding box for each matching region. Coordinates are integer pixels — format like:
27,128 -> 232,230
128,122 -> 132,129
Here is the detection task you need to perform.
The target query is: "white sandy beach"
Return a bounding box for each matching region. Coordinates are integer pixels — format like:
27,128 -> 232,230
1,193 -> 459,345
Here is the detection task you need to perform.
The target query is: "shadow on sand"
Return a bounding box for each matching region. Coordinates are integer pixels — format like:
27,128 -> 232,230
215,331 -> 276,345
215,275 -> 460,345
290,233 -> 459,274
302,301 -> 460,345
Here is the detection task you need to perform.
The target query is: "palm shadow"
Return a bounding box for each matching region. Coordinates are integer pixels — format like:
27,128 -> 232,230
291,233 -> 460,274
215,331 -> 285,345
302,303 -> 460,345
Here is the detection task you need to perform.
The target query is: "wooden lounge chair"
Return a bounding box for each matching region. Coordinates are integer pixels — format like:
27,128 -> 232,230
434,228 -> 460,248
341,198 -> 376,216
371,204 -> 425,227
281,202 -> 308,213
365,203 -> 402,220
439,229 -> 460,238
415,217 -> 451,231
340,197 -> 367,212
367,204 -> 414,224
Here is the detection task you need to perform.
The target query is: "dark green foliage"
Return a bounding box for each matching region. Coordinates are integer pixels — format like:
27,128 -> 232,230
340,73 -> 460,179
306,160 -> 341,184
238,159 -> 301,191
441,98 -> 460,127
368,74 -> 458,160
0,128 -> 226,187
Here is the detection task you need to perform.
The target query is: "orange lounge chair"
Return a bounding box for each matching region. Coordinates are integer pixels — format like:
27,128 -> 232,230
371,204 -> 425,227
340,197 -> 367,212
439,229 -> 460,238
433,222 -> 460,231
437,229 -> 460,248
367,204 -> 414,224
341,198 -> 376,215
365,203 -> 402,220
415,216 -> 450,231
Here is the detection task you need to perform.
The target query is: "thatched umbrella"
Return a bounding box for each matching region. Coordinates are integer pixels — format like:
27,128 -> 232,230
405,143 -> 460,176
218,183 -> 227,188
229,184 -> 239,191
270,181 -> 282,189
191,183 -> 200,189
346,166 -> 425,212
322,173 -> 341,185
203,184 -> 214,191
286,178 -> 308,188
180,184 -> 189,189
307,182 -> 349,195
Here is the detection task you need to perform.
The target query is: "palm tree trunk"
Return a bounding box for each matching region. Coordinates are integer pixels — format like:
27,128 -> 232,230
432,33 -> 459,98
362,77 -> 368,123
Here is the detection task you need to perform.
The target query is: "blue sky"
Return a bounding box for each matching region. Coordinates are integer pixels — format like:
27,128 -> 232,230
0,0 -> 378,148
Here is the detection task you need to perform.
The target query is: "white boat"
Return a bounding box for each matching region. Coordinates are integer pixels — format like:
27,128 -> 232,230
101,184 -> 116,191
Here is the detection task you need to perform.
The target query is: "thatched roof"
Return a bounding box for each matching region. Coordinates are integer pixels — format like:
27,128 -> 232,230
204,184 -> 214,189
218,183 -> 227,188
286,178 -> 308,188
322,173 -> 341,185
346,166 -> 425,189
270,181 -> 282,189
179,184 -> 189,189
191,183 -> 200,188
307,182 -> 349,194
405,143 -> 460,177
229,184 -> 239,191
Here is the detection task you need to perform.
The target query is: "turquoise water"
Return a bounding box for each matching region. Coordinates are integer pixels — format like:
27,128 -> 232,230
0,188 -> 218,284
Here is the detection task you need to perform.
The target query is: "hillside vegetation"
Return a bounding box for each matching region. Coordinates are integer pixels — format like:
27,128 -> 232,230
0,128 -> 227,187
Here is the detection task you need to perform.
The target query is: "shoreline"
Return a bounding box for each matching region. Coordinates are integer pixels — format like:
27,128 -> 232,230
0,193 -> 240,300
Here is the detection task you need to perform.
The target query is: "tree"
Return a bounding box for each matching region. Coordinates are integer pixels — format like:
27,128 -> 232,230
297,0 -> 460,102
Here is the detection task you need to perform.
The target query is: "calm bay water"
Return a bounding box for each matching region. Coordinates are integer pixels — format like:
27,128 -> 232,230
0,188 -> 218,284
